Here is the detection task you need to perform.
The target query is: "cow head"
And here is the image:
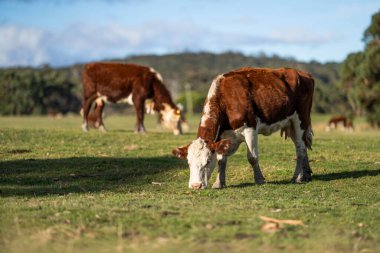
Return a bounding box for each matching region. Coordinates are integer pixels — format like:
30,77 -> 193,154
172,138 -> 232,189
160,103 -> 183,135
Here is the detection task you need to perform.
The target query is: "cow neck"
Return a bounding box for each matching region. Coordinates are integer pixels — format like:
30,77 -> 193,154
152,78 -> 176,111
197,120 -> 222,143
196,104 -> 222,142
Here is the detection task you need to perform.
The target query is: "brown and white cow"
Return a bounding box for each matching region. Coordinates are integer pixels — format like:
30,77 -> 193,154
173,67 -> 314,189
82,62 -> 182,134
325,115 -> 354,132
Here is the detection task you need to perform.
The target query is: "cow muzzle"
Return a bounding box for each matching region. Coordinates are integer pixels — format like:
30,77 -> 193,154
190,182 -> 205,190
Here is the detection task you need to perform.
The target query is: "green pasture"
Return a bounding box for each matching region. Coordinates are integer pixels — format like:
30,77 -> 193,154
0,114 -> 379,253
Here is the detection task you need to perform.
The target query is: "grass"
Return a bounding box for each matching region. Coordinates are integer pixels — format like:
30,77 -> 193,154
0,113 -> 379,253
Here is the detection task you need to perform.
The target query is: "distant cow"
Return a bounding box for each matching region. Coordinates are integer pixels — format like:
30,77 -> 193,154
173,67 -> 314,189
82,62 -> 182,135
326,115 -> 354,132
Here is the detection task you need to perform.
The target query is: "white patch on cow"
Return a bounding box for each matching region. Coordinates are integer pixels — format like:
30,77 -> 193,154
220,128 -> 246,156
207,75 -> 222,99
95,92 -> 109,103
95,97 -> 104,106
200,102 -> 211,127
200,75 -> 223,127
118,94 -> 133,105
150,67 -> 163,82
187,138 -> 216,188
258,112 -> 297,136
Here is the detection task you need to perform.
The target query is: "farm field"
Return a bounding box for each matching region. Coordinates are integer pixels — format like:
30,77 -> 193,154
0,114 -> 379,253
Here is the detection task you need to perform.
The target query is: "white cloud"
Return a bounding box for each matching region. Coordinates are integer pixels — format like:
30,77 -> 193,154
0,22 -> 338,67
0,25 -> 51,66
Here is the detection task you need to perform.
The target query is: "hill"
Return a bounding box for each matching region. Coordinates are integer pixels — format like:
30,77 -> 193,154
0,52 -> 345,115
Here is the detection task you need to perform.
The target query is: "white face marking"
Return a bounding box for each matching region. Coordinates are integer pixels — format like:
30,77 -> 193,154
160,103 -> 181,134
150,67 -> 163,82
187,138 -> 216,188
200,75 -> 223,127
145,99 -> 155,115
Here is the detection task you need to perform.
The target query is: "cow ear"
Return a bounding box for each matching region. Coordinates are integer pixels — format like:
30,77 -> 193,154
172,145 -> 189,159
213,139 -> 232,155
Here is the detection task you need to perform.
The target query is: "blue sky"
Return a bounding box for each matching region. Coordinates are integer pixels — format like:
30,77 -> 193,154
0,0 -> 379,67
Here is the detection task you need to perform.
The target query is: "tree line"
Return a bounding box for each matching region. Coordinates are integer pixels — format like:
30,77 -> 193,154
0,52 -> 343,115
340,10 -> 380,126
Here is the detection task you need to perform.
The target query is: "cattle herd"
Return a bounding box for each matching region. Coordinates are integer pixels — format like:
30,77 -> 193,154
82,62 -> 315,189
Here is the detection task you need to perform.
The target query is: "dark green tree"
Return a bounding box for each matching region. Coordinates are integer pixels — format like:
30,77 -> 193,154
340,10 -> 380,126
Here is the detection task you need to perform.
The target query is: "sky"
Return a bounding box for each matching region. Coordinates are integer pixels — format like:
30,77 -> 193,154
0,0 -> 379,67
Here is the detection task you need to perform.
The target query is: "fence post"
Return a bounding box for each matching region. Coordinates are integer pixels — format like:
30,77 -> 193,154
185,83 -> 193,116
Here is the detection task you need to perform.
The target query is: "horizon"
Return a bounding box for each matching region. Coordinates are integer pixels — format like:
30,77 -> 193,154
1,0 -> 379,67
0,50 -> 341,70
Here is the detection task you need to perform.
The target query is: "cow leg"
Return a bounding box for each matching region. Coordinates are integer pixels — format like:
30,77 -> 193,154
212,154 -> 227,189
302,151 -> 312,182
81,94 -> 97,132
94,99 -> 107,132
243,127 -> 265,184
290,119 -> 312,183
133,97 -> 146,133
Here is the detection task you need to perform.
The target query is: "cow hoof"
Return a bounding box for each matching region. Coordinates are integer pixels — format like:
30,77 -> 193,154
302,173 -> 312,182
291,175 -> 311,183
255,178 -> 266,185
81,124 -> 89,132
291,178 -> 302,184
212,182 -> 226,189
99,125 -> 107,132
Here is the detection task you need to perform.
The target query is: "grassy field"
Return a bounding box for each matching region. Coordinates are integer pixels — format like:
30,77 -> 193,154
0,114 -> 379,253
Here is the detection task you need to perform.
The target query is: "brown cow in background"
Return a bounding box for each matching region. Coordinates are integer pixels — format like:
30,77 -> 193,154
81,62 -> 183,135
326,115 -> 354,132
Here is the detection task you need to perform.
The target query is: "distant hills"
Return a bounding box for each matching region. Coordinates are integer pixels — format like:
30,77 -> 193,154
0,52 -> 347,115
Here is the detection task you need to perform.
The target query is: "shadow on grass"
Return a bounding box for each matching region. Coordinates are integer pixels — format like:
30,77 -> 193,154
231,169 -> 380,187
0,156 -> 185,197
312,169 -> 380,181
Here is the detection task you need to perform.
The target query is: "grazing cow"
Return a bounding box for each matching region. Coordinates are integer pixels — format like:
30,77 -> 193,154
82,62 -> 182,135
173,67 -> 314,189
326,115 -> 354,132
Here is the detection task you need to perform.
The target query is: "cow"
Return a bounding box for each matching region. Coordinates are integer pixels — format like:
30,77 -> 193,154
173,67 -> 314,189
325,115 -> 354,132
81,62 -> 182,135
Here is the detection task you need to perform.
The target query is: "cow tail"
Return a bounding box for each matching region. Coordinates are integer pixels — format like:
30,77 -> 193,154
304,126 -> 313,150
